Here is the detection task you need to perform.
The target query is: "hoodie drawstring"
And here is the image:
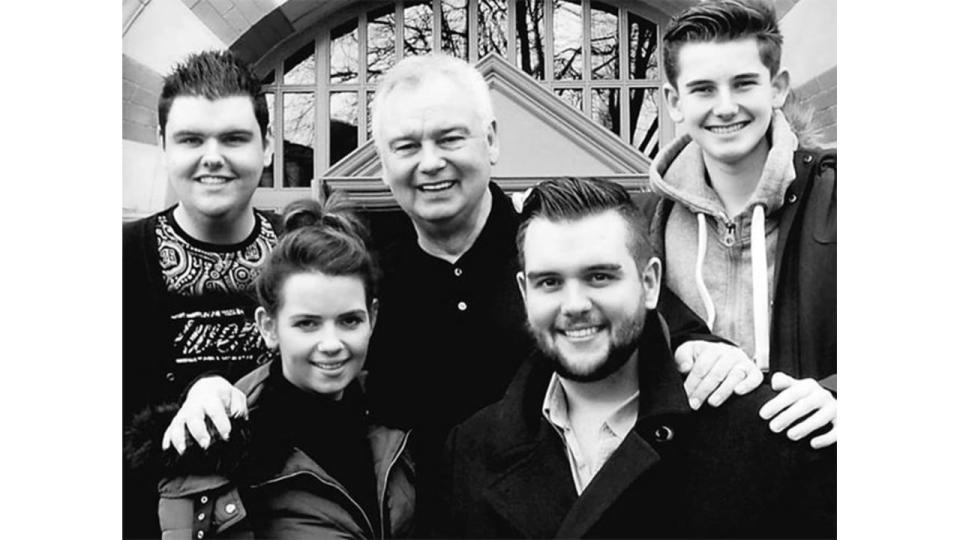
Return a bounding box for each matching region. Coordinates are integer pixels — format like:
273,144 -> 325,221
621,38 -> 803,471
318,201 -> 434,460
694,214 -> 716,330
751,205 -> 770,371
694,209 -> 771,371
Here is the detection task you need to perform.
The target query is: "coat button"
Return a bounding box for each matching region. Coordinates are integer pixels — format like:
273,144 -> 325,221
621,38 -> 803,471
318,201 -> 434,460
225,503 -> 237,514
457,301 -> 467,311
166,372 -> 176,382
197,513 -> 205,521
199,495 -> 208,504
654,425 -> 674,442
803,154 -> 813,164
787,193 -> 798,204
454,267 -> 463,277
197,531 -> 204,539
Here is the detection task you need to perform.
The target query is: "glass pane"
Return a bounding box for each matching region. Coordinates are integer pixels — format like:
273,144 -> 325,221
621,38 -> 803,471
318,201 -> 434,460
591,87 -> 620,134
630,87 -> 659,159
555,88 -> 582,111
628,11 -> 658,80
283,41 -> 315,84
478,0 -> 508,58
516,0 -> 545,79
261,69 -> 276,85
260,91 -> 275,187
331,19 -> 359,84
404,1 -> 433,57
367,5 -> 396,83
441,0 -> 468,59
366,91 -> 375,139
591,1 -> 618,79
553,0 -> 582,80
283,93 -> 315,188
330,92 -> 359,165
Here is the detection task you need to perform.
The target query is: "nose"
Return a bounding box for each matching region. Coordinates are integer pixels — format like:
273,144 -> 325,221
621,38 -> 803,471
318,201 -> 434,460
417,141 -> 446,175
712,88 -> 738,120
560,282 -> 592,317
200,140 -> 225,170
315,326 -> 345,356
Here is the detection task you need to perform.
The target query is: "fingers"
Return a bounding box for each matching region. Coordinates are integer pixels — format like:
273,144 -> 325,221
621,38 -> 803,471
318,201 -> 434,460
705,365 -> 746,407
785,401 -> 837,442
185,409 -> 212,449
769,371 -> 797,391
759,377 -> 808,420
228,387 -> 249,419
162,414 -> 188,455
683,345 -> 720,410
734,363 -> 763,395
811,427 -> 838,449
674,342 -> 697,374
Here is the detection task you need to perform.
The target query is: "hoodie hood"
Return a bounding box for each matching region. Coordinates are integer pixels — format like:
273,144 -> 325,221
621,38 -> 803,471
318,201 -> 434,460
649,109 -> 799,221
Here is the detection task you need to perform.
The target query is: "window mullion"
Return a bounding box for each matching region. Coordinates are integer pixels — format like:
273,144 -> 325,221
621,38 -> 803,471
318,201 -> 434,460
544,0 -> 554,82
617,5 -> 628,144
358,11 -> 369,145
317,32 -> 331,172
395,1 -> 405,58
506,0 -> 517,64
468,0 -> 478,62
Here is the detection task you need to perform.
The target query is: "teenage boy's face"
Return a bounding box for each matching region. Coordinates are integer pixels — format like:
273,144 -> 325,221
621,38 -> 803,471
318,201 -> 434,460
665,38 -> 789,168
517,211 -> 661,383
161,95 -> 272,224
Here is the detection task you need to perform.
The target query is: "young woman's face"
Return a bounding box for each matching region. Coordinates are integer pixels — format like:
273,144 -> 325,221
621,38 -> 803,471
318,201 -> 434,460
256,271 -> 376,399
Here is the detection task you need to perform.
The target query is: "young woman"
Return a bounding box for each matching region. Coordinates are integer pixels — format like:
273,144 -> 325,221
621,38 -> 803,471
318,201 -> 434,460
155,197 -> 414,539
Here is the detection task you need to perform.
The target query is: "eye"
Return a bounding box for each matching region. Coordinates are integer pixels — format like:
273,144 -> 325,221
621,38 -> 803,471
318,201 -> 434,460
587,272 -> 614,285
535,277 -> 561,291
734,80 -> 758,90
690,86 -> 713,95
339,315 -> 366,329
438,135 -> 466,149
222,133 -> 252,145
177,136 -> 203,146
293,319 -> 319,330
392,141 -> 419,156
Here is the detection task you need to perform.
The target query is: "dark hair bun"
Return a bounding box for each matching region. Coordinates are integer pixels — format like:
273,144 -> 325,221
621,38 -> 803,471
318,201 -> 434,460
280,192 -> 371,244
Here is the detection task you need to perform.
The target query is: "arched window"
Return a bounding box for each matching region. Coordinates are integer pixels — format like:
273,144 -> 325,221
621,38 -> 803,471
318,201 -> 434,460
255,0 -> 667,192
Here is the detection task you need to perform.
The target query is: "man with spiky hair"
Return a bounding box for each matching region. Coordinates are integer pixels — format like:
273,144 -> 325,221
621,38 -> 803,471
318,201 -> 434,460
123,50 -> 280,538
439,177 -> 835,538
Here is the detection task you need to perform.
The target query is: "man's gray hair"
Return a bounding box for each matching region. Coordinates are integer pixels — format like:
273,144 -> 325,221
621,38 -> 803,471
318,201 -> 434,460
370,54 -> 495,147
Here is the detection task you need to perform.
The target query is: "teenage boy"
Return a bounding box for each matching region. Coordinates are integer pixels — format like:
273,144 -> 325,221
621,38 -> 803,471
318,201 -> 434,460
439,176 -> 835,538
123,50 -> 279,538
646,0 -> 837,447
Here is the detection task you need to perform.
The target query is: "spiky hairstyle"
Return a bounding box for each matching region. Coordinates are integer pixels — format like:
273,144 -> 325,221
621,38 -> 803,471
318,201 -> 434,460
516,177 -> 654,270
663,0 -> 783,87
157,50 -> 269,140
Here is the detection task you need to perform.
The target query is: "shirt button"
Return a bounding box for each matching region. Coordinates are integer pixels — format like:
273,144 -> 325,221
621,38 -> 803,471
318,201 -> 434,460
197,532 -> 205,539
197,513 -> 205,521
654,425 -> 674,442
454,267 -> 463,277
199,495 -> 208,504
457,301 -> 467,311
225,503 -> 237,514
166,372 -> 176,382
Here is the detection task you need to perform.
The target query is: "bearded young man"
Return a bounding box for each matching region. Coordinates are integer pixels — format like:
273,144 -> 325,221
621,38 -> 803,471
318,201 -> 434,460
438,177 -> 835,539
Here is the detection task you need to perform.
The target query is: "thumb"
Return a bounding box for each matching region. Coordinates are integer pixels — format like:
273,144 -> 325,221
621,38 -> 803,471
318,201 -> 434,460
228,388 -> 249,419
770,371 -> 796,391
674,342 -> 697,374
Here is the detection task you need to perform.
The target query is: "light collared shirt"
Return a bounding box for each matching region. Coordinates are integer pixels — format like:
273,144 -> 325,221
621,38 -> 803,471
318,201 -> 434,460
541,373 -> 640,494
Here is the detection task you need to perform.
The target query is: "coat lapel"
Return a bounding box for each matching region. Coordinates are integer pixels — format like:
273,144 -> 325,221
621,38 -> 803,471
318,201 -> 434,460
554,431 -> 662,538
482,421 -> 578,538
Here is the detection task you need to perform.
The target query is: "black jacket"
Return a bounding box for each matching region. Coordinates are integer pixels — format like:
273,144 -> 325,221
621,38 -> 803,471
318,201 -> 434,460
440,312 -> 836,538
638,148 -> 837,392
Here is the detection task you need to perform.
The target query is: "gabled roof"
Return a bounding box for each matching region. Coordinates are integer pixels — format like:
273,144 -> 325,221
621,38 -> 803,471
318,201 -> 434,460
324,53 -> 652,179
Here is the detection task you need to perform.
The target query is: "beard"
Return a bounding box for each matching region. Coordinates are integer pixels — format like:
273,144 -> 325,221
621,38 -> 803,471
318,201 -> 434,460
528,306 -> 647,383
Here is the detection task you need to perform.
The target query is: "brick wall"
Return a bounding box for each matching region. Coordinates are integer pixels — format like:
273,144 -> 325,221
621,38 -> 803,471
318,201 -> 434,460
792,65 -> 837,146
122,54 -> 163,145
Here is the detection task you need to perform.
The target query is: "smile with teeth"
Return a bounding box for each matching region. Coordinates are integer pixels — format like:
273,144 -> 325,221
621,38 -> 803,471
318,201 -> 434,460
706,121 -> 749,135
418,180 -> 456,192
196,176 -> 232,185
561,326 -> 602,340
310,359 -> 349,371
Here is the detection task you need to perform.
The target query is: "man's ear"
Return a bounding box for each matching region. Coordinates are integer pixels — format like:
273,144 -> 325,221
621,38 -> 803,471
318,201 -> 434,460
255,306 -> 279,349
368,298 -> 379,330
663,84 -> 684,123
640,256 -> 662,309
486,119 -> 500,165
771,69 -> 791,109
515,270 -> 528,303
262,125 -> 275,168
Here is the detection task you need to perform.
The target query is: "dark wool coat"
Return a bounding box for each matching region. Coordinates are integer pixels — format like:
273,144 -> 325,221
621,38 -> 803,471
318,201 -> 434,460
638,148 -> 837,392
439,312 -> 836,539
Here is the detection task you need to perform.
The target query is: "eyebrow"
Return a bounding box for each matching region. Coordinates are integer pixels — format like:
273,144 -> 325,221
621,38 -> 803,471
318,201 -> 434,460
684,72 -> 761,89
525,263 -> 623,280
170,128 -> 255,138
